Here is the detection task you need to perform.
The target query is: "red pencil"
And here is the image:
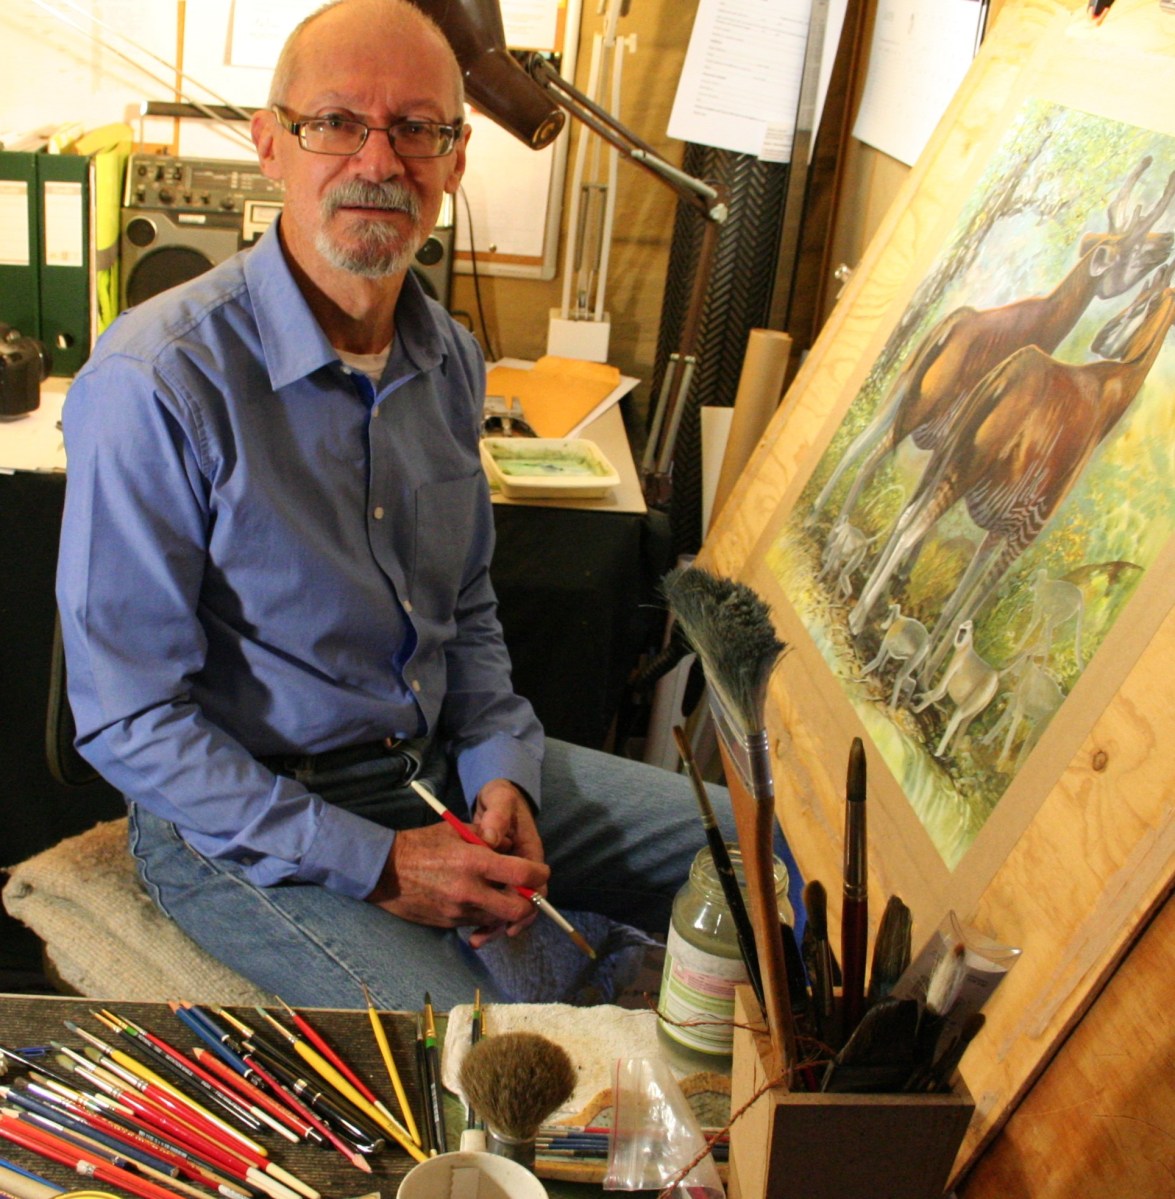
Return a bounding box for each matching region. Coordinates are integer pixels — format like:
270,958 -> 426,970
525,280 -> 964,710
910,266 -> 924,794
190,1048 -> 317,1142
0,1111 -> 183,1199
273,999 -> 377,1105
233,1052 -> 372,1175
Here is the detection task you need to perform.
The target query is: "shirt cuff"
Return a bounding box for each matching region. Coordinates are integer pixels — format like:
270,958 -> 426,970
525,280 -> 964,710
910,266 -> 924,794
455,733 -> 543,812
296,801 -> 396,899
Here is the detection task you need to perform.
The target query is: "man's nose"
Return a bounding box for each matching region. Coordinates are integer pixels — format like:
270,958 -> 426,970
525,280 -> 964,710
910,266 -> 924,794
352,127 -> 406,179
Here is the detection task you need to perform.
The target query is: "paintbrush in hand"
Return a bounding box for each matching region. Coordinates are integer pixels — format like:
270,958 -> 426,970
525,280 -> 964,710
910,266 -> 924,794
662,565 -> 795,1082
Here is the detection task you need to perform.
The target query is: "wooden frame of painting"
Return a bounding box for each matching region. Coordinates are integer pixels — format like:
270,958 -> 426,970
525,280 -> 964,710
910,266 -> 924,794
702,0 -> 1175,1175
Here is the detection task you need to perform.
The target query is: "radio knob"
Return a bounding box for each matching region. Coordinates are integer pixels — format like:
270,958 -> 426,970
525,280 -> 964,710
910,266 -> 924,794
220,196 -> 236,211
158,188 -> 174,204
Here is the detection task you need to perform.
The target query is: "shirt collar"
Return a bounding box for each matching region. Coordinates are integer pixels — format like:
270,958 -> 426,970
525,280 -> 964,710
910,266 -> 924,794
245,215 -> 447,393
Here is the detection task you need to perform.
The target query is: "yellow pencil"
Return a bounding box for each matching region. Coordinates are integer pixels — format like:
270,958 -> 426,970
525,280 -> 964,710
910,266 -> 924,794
253,1009 -> 426,1164
361,983 -> 422,1148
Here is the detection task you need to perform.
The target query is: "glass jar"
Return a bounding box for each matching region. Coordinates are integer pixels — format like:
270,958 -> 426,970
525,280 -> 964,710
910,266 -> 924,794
657,844 -> 792,1073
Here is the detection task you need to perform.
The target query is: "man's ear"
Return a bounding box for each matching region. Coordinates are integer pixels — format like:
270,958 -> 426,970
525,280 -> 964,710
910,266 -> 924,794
443,123 -> 470,196
252,109 -> 283,181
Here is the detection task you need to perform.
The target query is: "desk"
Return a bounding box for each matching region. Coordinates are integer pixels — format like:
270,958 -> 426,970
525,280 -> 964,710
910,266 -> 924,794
0,995 -> 608,1199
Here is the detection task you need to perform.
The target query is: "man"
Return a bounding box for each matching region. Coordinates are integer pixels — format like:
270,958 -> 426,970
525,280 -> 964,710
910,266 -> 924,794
57,0 -> 730,1010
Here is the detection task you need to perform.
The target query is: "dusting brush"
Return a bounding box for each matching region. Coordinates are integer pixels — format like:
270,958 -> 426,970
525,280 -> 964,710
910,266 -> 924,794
458,1032 -> 576,1171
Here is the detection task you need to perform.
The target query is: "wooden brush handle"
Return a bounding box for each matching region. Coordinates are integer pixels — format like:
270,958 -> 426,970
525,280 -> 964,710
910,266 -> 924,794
717,739 -> 797,1086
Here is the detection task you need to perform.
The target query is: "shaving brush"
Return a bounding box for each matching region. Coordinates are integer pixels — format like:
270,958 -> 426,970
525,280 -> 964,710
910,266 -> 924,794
458,1032 -> 576,1170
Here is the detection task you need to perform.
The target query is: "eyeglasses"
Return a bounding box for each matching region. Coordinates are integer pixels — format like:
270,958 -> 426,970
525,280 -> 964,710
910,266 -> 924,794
271,106 -> 463,158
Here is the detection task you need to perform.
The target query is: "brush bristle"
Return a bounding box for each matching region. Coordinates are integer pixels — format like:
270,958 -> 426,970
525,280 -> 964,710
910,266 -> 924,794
662,566 -> 786,735
458,1032 -> 577,1141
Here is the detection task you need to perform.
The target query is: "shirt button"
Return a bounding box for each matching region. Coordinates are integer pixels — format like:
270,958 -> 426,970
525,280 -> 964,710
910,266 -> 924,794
373,506 -> 385,520
403,599 -> 413,613
411,679 -> 422,693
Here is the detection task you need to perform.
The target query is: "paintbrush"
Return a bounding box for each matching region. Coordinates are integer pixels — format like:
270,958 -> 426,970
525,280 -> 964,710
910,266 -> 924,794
906,941 -> 968,1089
410,779 -> 596,960
662,565 -> 795,1084
673,724 -> 765,1011
840,737 -> 869,1038
801,880 -> 835,1042
457,1032 -> 576,1171
867,895 -> 912,1005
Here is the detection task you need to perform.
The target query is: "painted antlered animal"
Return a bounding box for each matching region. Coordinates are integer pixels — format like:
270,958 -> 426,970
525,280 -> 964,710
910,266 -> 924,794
850,257 -> 1175,686
809,157 -> 1175,530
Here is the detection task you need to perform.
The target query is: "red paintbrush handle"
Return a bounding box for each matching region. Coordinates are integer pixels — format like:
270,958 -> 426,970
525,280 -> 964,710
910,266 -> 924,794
841,895 -> 869,1035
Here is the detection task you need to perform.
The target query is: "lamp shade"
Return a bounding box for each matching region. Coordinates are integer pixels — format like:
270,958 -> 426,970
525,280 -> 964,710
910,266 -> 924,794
412,0 -> 566,149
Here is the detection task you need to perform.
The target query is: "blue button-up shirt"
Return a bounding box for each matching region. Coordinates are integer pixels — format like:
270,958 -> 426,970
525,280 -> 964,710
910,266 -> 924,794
56,219 -> 543,900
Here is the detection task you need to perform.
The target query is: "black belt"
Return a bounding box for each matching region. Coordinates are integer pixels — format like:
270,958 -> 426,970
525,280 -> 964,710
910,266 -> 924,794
261,736 -> 421,780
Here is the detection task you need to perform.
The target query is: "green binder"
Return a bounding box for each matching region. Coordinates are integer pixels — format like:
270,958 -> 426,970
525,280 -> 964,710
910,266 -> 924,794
36,125 -> 130,376
0,149 -> 41,340
37,150 -> 91,377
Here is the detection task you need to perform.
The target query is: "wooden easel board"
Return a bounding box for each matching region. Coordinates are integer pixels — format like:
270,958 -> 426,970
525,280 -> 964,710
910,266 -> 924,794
702,0 -> 1175,1175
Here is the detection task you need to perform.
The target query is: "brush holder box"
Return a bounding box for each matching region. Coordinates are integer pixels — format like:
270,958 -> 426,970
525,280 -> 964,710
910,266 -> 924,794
728,987 -> 974,1199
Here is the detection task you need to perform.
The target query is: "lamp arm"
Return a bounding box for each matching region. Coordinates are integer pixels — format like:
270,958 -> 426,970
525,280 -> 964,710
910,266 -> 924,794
527,54 -> 728,224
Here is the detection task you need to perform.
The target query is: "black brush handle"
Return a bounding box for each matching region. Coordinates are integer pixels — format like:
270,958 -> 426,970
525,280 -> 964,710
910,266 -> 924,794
706,827 -> 766,1010
674,726 -> 764,1008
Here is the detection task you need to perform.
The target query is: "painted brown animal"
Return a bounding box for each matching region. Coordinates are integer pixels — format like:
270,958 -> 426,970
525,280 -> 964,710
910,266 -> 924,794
810,157 -> 1175,529
850,258 -> 1175,684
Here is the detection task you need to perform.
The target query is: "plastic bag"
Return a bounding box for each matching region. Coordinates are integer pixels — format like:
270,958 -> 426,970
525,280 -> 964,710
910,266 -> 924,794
603,1056 -> 724,1197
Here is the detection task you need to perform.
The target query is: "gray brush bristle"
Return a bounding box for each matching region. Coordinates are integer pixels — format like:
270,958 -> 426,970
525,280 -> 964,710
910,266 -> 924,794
662,565 -> 786,734
458,1032 -> 577,1141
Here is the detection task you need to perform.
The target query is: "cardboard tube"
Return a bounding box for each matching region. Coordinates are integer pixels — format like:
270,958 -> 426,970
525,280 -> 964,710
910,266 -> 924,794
710,329 -> 792,527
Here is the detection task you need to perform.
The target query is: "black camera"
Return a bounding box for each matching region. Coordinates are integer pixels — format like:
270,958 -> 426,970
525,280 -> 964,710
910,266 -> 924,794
0,324 -> 52,418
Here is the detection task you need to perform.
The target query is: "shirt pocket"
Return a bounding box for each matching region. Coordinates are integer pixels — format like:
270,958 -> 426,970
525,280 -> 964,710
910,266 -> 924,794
412,475 -> 481,618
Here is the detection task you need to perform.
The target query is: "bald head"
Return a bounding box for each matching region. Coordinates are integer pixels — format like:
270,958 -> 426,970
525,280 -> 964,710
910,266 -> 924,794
268,0 -> 463,110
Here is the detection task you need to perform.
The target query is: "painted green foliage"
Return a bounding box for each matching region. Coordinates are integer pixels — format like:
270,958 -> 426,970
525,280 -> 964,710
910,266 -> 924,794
773,100 -> 1175,867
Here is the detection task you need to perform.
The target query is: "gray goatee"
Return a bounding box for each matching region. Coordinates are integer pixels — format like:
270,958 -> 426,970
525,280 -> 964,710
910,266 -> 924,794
317,180 -> 423,278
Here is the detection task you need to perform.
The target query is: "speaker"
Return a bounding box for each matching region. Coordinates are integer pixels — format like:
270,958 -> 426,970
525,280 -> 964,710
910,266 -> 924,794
120,154 -> 284,311
119,208 -> 250,310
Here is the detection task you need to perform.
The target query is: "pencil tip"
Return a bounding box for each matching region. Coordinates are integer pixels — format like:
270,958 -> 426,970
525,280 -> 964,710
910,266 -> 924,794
351,1154 -> 373,1173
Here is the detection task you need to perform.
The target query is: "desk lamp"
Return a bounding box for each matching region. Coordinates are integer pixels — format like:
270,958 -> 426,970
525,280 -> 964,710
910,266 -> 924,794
414,0 -> 730,507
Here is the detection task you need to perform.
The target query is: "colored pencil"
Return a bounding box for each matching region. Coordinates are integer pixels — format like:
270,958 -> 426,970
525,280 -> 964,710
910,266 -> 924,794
355,985 -> 421,1148
0,1111 -> 182,1199
251,1009 -> 424,1163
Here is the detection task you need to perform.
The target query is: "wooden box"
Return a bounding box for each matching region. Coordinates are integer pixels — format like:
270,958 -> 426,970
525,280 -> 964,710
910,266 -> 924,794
727,990 -> 973,1199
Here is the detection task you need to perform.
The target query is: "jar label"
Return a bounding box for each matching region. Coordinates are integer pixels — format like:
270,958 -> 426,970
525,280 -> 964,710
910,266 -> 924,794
658,924 -> 747,1056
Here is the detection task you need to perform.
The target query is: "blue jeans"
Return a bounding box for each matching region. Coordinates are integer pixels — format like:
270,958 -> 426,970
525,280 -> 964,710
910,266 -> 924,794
129,739 -> 740,1011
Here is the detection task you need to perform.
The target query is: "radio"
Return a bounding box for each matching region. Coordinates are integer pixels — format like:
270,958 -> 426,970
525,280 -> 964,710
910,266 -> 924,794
119,154 -> 284,311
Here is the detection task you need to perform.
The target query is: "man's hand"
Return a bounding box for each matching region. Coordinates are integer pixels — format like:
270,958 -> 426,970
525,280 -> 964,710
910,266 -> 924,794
367,779 -> 548,948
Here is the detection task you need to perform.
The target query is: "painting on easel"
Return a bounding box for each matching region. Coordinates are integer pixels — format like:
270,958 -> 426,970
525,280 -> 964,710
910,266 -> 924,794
768,99 -> 1175,868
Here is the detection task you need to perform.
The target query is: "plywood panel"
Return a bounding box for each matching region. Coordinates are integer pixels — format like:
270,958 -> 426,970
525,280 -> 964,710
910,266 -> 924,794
959,893 -> 1175,1198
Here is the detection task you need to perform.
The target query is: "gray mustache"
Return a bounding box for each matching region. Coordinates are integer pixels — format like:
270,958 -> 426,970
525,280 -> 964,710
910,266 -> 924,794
324,181 -> 421,219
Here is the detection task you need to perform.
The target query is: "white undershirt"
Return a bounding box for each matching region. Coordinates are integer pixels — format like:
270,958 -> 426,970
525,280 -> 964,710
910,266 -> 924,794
337,343 -> 392,385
